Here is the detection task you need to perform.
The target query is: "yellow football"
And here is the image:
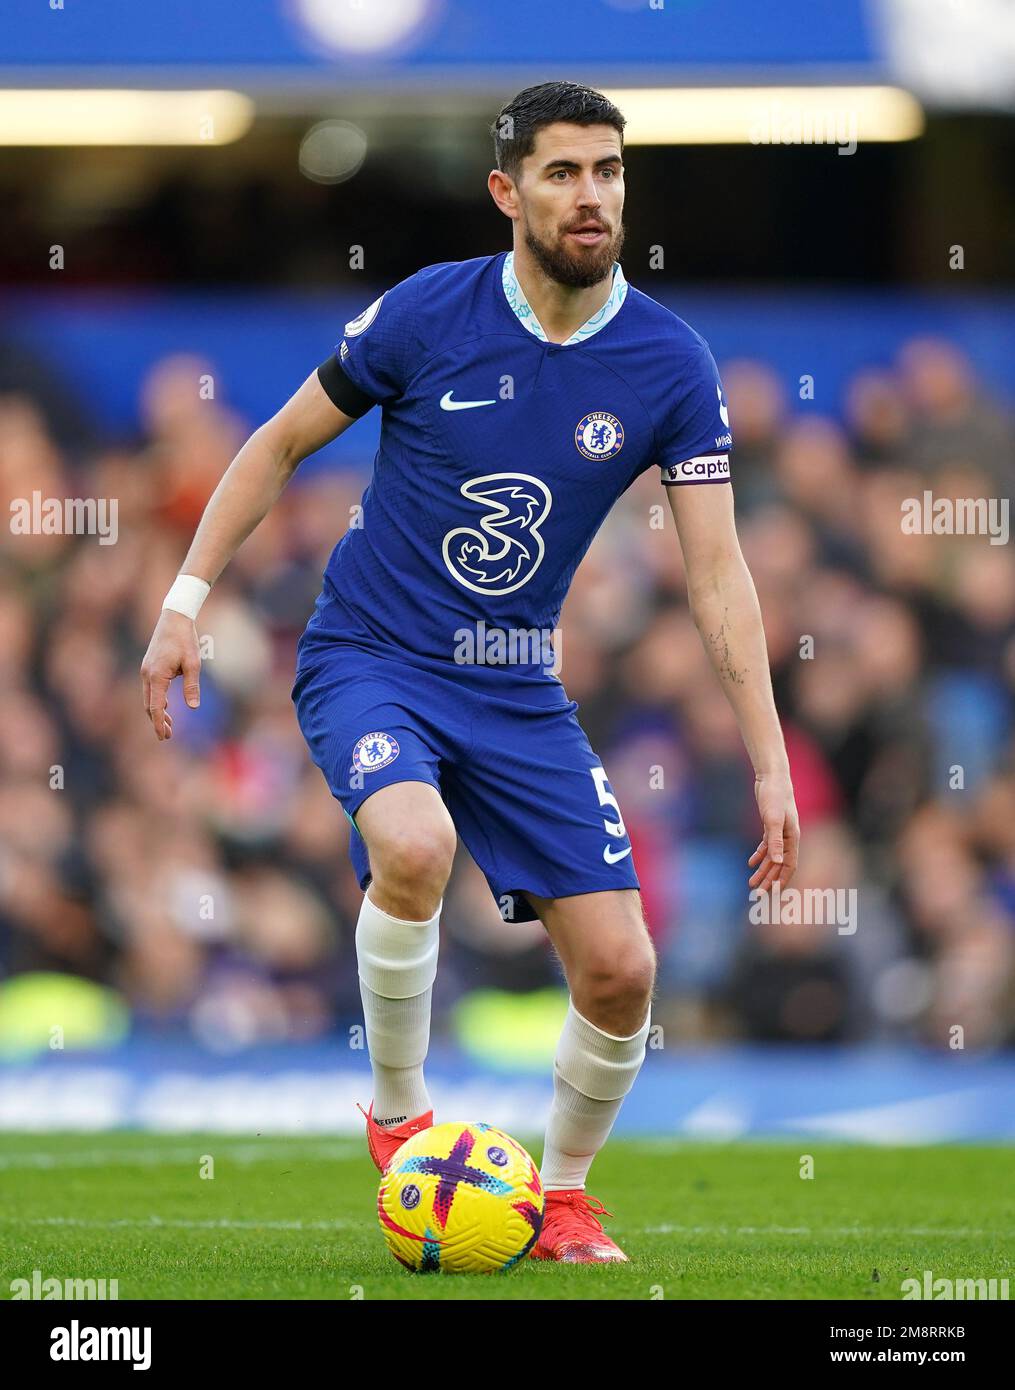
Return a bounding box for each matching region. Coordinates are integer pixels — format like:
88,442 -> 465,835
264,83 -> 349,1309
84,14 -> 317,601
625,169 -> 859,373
377,1120 -> 544,1273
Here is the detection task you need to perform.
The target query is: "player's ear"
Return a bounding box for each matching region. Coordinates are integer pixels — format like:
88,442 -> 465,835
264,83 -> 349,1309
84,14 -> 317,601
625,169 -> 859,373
487,168 -> 519,219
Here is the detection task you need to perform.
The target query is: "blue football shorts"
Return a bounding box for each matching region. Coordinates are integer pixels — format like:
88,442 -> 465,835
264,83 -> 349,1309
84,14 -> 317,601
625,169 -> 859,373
292,642 -> 639,924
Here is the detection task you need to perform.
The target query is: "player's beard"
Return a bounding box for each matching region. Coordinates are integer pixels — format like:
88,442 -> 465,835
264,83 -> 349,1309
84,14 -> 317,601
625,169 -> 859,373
523,217 -> 625,290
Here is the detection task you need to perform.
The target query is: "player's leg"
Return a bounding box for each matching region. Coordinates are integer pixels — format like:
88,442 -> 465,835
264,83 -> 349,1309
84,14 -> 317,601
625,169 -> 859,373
528,887 -> 655,1188
352,781 -> 456,1153
439,690 -> 652,1258
292,655 -> 458,1168
355,779 -> 456,921
533,886 -> 654,1035
525,887 -> 655,1263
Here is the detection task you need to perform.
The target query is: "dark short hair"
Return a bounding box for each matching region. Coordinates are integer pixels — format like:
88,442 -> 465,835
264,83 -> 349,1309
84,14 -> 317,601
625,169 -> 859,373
492,81 -> 625,181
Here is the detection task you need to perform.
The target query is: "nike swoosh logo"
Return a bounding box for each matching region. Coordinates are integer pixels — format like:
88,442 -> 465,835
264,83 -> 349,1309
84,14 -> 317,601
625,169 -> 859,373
603,844 -> 633,865
440,391 -> 496,411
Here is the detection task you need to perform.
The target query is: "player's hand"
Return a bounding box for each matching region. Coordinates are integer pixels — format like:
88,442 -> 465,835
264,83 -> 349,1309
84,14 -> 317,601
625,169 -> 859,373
140,609 -> 202,741
748,769 -> 799,894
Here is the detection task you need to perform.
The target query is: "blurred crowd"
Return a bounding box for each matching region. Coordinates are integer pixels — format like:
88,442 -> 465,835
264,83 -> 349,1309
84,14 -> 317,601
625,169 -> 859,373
0,327 -> 1013,1053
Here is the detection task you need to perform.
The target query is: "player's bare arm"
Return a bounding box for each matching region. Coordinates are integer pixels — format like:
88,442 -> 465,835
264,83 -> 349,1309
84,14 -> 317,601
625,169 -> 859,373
140,370 -> 357,741
667,480 -> 800,894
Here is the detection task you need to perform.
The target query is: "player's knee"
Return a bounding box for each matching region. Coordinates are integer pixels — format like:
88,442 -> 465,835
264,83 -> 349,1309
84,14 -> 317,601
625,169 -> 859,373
369,822 -> 456,907
608,953 -> 655,1012
576,942 -> 655,1031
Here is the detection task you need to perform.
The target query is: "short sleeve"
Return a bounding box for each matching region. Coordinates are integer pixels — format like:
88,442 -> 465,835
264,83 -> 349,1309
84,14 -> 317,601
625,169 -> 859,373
656,342 -> 733,486
334,272 -> 421,406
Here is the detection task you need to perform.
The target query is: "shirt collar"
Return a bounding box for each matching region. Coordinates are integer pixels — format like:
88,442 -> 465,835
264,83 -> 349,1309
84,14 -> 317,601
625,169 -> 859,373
501,250 -> 628,346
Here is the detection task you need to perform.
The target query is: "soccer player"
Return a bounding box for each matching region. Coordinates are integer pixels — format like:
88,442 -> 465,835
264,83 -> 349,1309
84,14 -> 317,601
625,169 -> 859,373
141,81 -> 799,1263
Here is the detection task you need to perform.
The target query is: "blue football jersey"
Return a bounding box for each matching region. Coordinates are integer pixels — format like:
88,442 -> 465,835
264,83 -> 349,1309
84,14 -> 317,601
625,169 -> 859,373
304,251 -> 732,687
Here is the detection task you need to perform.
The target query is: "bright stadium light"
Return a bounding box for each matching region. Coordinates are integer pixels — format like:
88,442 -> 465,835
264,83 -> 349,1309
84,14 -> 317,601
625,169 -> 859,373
605,87 -> 925,146
0,90 -> 255,145
292,0 -> 433,54
298,120 -> 369,184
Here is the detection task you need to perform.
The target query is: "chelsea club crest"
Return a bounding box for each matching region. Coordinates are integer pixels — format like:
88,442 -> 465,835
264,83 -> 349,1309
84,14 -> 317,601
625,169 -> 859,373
575,411 -> 624,461
352,732 -> 400,773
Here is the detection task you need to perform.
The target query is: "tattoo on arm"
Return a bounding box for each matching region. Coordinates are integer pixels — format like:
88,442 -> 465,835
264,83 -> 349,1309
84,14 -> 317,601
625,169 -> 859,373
706,608 -> 747,686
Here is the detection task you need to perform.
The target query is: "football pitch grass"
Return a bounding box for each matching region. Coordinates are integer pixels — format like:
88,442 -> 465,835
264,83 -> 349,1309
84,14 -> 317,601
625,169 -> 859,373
1,1132 -> 1010,1301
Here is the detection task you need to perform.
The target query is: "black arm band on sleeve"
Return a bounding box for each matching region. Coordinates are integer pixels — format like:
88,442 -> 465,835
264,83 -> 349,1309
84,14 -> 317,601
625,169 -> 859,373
316,354 -> 376,419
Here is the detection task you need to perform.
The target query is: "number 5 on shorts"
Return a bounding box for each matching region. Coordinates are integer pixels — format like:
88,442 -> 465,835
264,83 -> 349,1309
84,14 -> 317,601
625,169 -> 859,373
591,766 -> 627,839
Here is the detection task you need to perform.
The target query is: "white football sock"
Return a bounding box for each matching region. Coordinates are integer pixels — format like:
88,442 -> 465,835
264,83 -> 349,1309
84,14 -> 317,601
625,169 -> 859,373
355,892 -> 440,1126
541,999 -> 651,1191
358,985 -> 433,1125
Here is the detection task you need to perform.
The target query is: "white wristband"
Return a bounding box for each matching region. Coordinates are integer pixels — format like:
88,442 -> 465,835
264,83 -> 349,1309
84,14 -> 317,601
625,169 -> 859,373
162,574 -> 211,621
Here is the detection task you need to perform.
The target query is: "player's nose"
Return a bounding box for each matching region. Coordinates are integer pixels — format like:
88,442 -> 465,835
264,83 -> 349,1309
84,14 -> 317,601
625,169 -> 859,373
574,174 -> 602,208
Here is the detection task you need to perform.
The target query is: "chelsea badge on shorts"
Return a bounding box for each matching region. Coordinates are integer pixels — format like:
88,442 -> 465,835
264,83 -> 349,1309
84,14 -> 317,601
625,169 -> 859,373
352,732 -> 400,774
575,411 -> 624,461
